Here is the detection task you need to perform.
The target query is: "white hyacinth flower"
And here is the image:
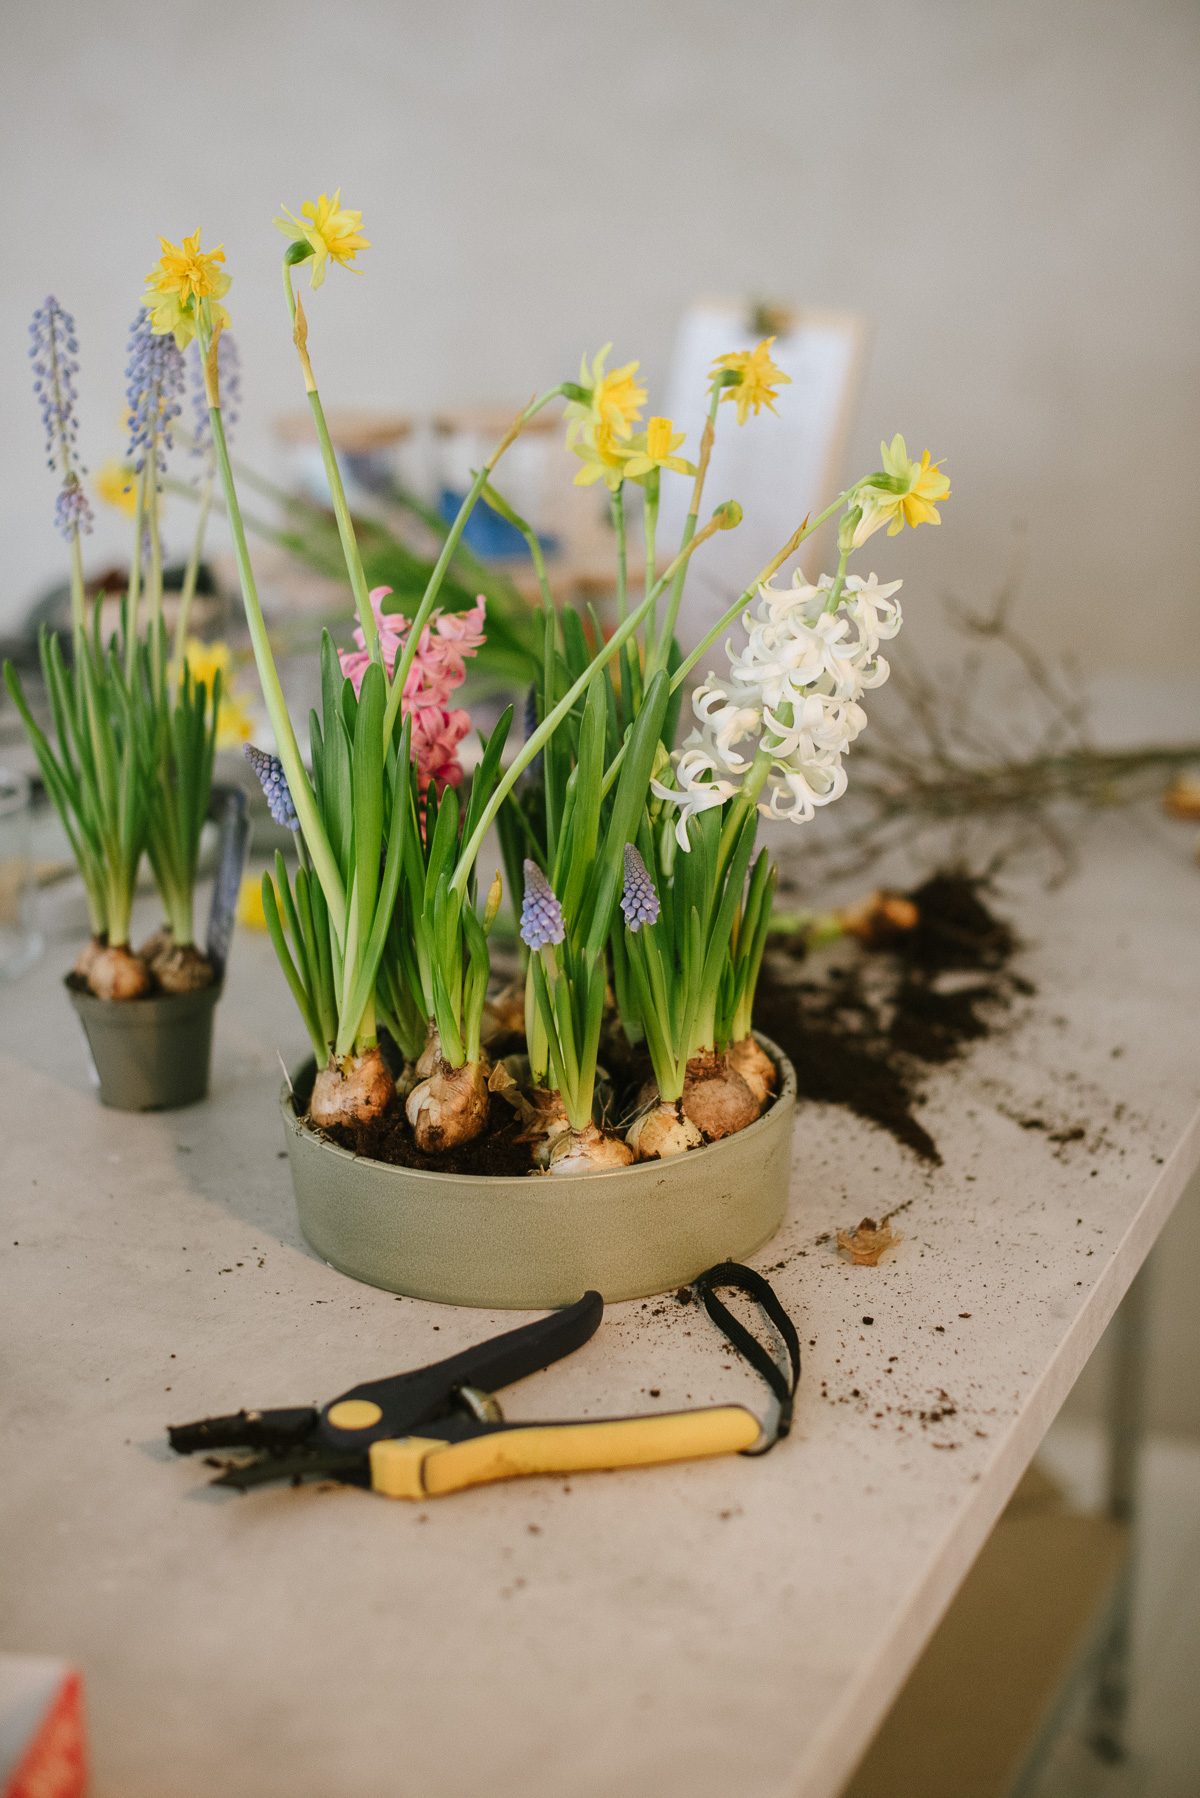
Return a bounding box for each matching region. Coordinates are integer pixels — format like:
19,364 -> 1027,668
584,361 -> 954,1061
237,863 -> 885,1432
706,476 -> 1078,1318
730,607 -> 865,704
691,677 -> 762,771
841,572 -> 903,650
762,691 -> 868,760
761,756 -> 848,823
651,564 -> 904,847
650,732 -> 742,850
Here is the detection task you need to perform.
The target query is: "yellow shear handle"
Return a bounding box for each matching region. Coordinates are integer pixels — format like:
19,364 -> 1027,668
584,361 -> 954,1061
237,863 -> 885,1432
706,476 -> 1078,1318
368,1406 -> 761,1500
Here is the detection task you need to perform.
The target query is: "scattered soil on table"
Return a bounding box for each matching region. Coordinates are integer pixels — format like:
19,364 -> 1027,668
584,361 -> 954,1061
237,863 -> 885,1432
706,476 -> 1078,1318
755,870 -> 1028,1165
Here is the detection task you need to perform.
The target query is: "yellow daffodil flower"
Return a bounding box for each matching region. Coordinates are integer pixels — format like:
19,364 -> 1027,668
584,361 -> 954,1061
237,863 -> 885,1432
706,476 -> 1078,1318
175,638 -> 255,749
620,416 -> 696,483
95,460 -> 138,518
143,231 -> 232,349
275,190 -> 370,288
710,336 -> 791,426
571,422 -> 631,491
565,345 -> 647,448
237,872 -> 271,931
856,435 -> 951,540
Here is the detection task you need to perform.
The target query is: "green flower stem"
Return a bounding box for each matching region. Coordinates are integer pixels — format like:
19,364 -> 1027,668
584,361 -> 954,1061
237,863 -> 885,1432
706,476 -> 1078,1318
643,470 -> 659,636
478,475 -> 562,853
68,534 -> 87,645
379,462 -> 487,740
172,473 -> 213,679
451,513 -> 725,899
381,385 -> 568,745
124,464 -> 149,683
197,309 -> 346,941
146,453 -> 166,699
610,485 -> 628,625
668,493 -> 850,694
488,483 -> 556,617
161,474 -> 301,562
821,535 -> 854,615
308,388 -> 378,650
352,991 -> 377,1057
649,384 -> 722,677
718,747 -> 771,869
171,442 -> 313,519
281,261 -> 380,664
161,870 -> 194,946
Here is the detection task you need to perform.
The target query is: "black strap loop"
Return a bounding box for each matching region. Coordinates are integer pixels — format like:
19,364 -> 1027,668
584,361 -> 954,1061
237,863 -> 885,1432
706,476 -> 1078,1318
692,1260 -> 801,1454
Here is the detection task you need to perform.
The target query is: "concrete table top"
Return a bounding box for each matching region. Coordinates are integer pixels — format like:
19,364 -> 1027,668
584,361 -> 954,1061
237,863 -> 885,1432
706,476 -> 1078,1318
1,809 -> 1198,1798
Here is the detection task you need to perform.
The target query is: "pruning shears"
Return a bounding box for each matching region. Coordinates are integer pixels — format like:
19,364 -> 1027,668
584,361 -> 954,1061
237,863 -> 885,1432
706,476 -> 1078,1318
168,1262 -> 800,1501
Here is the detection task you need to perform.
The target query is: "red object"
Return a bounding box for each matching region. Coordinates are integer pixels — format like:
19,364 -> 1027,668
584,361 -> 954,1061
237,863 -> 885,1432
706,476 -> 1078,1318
1,1663 -> 87,1798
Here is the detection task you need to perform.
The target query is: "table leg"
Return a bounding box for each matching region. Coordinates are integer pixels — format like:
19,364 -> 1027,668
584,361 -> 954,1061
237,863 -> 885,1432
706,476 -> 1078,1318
1087,1260 -> 1151,1763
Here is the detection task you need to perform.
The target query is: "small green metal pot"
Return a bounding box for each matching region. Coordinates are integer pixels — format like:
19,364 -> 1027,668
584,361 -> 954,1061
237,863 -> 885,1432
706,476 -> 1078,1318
67,979 -> 222,1111
280,1036 -> 796,1308
62,783 -> 248,1112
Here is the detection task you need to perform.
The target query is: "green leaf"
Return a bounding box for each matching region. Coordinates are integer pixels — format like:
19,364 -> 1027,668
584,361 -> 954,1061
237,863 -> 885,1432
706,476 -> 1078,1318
263,865 -> 327,1062
423,784 -> 460,910
323,707 -> 354,884
319,629 -> 344,737
558,675 -> 606,919
583,669 -> 670,957
351,661 -> 386,938
461,707 -> 513,847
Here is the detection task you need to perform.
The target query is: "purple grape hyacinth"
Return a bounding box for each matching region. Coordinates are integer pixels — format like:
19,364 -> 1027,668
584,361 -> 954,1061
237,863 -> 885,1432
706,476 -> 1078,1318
125,308 -> 185,477
54,477 -> 93,542
620,843 -> 660,932
520,859 -> 564,950
190,332 -> 240,457
29,296 -> 93,540
520,682 -> 544,785
244,744 -> 299,831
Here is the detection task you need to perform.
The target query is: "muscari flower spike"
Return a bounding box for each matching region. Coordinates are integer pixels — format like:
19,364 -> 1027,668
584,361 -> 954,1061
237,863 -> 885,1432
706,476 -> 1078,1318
30,297 -> 93,540
54,477 -> 93,541
520,859 -> 564,950
125,308 -> 185,477
190,332 -> 240,457
621,843 -> 660,933
244,744 -> 299,831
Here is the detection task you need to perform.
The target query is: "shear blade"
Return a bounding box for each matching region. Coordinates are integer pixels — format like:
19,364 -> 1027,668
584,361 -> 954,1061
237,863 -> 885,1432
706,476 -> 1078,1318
168,1405 -> 318,1456
211,1447 -> 368,1492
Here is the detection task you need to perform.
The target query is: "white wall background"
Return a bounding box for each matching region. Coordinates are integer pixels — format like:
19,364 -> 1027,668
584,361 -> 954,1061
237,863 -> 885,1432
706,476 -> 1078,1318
2,0 -> 1198,674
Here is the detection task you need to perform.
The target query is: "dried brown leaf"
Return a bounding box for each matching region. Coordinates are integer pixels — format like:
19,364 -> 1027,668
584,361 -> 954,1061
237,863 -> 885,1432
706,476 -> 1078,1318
836,1217 -> 900,1266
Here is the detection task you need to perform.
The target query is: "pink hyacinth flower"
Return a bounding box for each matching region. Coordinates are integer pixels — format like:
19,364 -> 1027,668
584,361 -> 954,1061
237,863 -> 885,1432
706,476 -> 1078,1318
338,588 -> 486,797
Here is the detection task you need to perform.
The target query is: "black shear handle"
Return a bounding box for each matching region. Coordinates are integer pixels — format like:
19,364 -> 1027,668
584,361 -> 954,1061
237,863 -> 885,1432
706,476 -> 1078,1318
325,1290 -> 605,1442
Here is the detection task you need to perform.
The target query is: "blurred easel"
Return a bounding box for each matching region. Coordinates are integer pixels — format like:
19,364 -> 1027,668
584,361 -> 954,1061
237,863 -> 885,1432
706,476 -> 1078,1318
656,299 -> 868,651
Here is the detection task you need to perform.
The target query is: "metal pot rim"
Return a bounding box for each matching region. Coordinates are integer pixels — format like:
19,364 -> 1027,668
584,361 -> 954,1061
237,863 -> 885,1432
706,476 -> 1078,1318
65,975 -> 224,1025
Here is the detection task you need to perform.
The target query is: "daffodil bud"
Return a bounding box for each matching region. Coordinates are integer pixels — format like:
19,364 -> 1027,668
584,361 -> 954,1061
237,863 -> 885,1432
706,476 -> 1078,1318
713,500 -> 743,531
838,505 -> 862,554
480,480 -> 524,529
483,869 -> 503,933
